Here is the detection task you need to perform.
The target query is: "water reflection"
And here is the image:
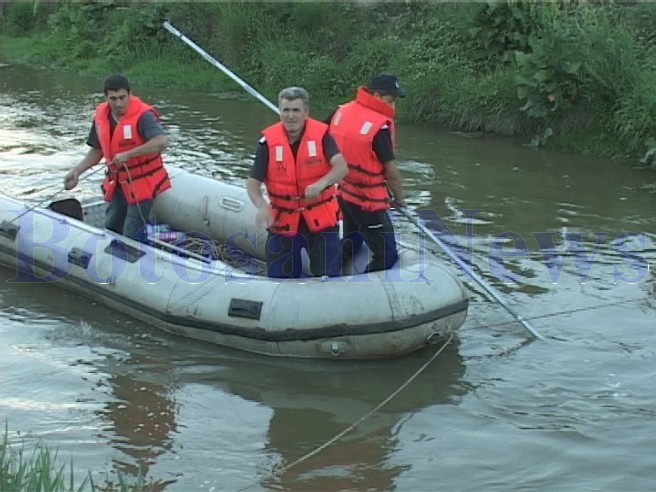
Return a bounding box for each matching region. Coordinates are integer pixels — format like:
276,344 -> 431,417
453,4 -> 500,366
0,274 -> 468,492
208,346 -> 467,491
97,349 -> 179,490
81,321 -> 468,490
0,264 -> 177,489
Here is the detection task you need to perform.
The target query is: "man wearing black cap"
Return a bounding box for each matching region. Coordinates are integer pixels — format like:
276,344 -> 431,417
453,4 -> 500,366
328,73 -> 407,273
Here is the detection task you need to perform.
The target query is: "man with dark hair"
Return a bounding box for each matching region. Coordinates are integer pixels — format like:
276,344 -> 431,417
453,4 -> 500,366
327,73 -> 407,273
64,74 -> 170,240
246,86 -> 348,278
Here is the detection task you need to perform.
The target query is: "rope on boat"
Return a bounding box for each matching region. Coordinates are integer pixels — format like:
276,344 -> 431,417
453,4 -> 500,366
6,165 -> 105,224
181,236 -> 267,274
159,236 -> 267,312
235,332 -> 455,492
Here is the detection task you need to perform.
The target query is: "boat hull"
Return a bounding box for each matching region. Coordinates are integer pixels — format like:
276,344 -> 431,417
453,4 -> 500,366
0,167 -> 468,359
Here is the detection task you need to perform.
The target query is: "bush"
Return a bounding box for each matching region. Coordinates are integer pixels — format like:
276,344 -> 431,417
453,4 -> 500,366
614,64 -> 656,162
2,0 -> 656,163
3,1 -> 47,36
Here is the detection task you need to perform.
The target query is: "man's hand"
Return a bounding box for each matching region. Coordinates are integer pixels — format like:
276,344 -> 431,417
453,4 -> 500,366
64,169 -> 79,190
304,182 -> 324,200
255,206 -> 273,230
112,152 -> 130,168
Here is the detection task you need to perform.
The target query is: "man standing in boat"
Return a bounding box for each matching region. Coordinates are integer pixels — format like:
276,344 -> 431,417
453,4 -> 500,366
327,74 -> 407,272
246,86 -> 348,278
64,74 -> 170,240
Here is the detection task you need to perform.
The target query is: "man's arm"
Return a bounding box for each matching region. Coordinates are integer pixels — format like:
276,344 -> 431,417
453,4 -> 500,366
304,155 -> 348,199
64,148 -> 104,190
247,141 -> 273,228
246,177 -> 273,229
304,133 -> 348,199
112,134 -> 168,167
246,142 -> 269,207
64,120 -> 103,190
383,160 -> 406,208
246,177 -> 267,209
113,111 -> 169,167
373,127 -> 406,207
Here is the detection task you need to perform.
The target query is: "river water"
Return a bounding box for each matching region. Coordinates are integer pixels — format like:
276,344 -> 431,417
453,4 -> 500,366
1,65 -> 655,491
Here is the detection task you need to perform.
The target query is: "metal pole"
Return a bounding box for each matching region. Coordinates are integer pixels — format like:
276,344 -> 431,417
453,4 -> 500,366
162,21 -> 280,115
398,207 -> 545,340
162,21 -> 543,340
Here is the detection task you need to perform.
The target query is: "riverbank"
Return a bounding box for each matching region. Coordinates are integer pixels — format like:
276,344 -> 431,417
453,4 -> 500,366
1,427 -> 148,491
1,1 -> 655,166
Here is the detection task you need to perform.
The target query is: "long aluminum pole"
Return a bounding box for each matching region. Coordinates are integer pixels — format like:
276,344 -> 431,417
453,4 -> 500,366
398,207 -> 545,340
163,21 -> 543,341
162,21 -> 280,115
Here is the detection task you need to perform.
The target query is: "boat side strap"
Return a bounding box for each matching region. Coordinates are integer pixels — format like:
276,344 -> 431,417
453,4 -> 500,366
228,298 -> 263,320
0,221 -> 19,241
104,239 -> 146,263
68,247 -> 92,269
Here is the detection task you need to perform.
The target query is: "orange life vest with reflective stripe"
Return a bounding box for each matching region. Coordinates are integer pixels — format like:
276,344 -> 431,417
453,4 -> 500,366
95,96 -> 171,205
263,119 -> 338,235
329,87 -> 396,212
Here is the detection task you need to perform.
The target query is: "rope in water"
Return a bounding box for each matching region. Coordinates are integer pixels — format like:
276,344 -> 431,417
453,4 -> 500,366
235,332 -> 455,492
466,297 -> 650,334
229,295 -> 650,491
167,236 -> 648,337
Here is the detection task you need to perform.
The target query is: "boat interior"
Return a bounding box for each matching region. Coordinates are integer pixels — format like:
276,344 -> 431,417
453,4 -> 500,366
47,197 -> 380,278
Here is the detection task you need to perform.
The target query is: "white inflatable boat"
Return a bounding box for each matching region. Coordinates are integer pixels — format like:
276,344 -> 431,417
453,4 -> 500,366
0,166 -> 468,359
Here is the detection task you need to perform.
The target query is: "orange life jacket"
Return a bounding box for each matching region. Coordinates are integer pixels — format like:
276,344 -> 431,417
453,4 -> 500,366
95,96 -> 171,205
329,87 -> 397,212
263,119 -> 338,235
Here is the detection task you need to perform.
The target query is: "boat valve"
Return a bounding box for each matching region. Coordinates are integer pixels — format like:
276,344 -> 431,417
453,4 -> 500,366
426,332 -> 441,345
322,340 -> 350,357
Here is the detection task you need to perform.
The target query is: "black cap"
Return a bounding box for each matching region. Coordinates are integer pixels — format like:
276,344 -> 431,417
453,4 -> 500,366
368,74 -> 406,98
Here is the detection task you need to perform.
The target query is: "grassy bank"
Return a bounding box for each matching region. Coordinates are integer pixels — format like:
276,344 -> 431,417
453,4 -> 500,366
1,426 -> 149,491
1,0 -> 655,167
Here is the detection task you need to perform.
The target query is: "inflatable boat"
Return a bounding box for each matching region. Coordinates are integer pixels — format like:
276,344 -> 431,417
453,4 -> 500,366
0,166 -> 468,359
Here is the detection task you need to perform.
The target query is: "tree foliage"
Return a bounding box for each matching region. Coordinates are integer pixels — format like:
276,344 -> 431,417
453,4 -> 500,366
1,0 -> 655,165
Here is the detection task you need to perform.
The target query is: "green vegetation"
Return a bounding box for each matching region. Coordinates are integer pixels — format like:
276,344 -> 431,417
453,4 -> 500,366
1,0 -> 655,167
1,425 -> 149,491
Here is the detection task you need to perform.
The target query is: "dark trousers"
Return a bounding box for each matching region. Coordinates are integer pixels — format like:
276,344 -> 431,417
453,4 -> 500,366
265,220 -> 341,279
105,188 -> 153,240
340,199 -> 399,272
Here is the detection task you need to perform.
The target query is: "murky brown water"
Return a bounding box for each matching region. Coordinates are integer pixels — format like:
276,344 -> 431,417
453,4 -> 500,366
1,65 -> 655,491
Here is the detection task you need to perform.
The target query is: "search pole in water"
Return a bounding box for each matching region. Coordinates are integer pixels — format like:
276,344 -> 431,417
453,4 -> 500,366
162,21 -> 280,115
398,207 -> 545,341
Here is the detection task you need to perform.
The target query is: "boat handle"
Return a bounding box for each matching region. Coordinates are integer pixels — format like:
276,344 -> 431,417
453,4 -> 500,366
68,247 -> 92,269
220,197 -> 244,213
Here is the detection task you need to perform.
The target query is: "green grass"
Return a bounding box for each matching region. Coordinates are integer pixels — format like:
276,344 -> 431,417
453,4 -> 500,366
1,425 -> 151,492
550,131 -> 628,160
0,36 -> 43,64
2,1 -> 656,166
123,55 -> 237,92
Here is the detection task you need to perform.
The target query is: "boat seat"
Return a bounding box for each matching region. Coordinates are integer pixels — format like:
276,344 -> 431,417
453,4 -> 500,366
49,198 -> 83,221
